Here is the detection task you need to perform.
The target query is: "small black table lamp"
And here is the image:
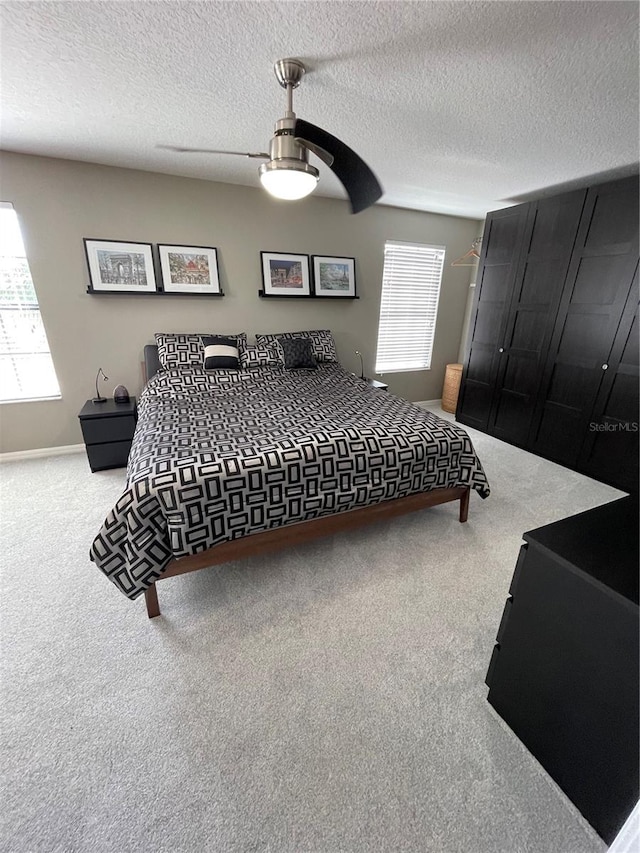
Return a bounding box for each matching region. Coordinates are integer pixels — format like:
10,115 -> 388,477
354,350 -> 364,379
93,368 -> 109,403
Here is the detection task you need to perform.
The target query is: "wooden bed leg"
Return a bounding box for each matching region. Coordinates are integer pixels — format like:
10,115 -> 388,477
144,584 -> 161,618
459,488 -> 470,523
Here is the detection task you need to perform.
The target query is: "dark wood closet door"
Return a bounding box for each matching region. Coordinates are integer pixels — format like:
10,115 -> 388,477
578,280 -> 639,493
456,204 -> 529,431
488,190 -> 587,446
529,176 -> 640,468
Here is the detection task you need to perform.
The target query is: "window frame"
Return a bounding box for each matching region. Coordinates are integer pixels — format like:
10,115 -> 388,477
0,202 -> 62,404
375,239 -> 446,374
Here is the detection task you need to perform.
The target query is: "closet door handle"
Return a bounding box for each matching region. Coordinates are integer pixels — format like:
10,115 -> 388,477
602,363 -> 608,370
499,347 -> 505,353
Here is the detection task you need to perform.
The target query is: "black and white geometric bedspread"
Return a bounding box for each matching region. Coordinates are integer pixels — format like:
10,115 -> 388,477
90,364 -> 490,600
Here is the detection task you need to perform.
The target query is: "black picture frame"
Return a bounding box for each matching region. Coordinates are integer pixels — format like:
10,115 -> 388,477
157,244 -> 222,295
259,251 -> 311,297
311,255 -> 357,298
84,238 -> 157,294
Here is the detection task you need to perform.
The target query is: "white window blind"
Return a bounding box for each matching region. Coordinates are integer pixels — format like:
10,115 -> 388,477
0,203 -> 61,402
375,240 -> 445,373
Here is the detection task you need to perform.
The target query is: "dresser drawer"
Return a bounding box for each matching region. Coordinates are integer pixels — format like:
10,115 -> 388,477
485,643 -> 500,688
496,597 -> 513,645
81,414 -> 136,446
508,544 -> 528,597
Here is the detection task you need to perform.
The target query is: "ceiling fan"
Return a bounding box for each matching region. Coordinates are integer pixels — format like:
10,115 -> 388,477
159,58 -> 383,214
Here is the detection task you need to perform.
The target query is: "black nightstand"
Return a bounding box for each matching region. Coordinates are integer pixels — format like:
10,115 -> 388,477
79,398 -> 137,472
363,377 -> 388,391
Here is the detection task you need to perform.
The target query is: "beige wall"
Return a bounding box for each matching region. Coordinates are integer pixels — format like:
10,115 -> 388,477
0,151 -> 480,453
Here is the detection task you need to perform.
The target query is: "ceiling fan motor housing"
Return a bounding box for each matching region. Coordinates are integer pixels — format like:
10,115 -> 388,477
259,115 -> 319,185
269,118 -> 310,163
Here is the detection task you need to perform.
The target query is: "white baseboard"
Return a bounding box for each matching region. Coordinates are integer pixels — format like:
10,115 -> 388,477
0,443 -> 85,462
415,399 -> 442,408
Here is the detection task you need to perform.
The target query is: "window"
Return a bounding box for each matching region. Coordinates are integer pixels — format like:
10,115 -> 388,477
375,241 -> 445,373
0,203 -> 61,402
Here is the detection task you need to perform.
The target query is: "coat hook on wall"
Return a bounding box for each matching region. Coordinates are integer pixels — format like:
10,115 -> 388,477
451,238 -> 482,267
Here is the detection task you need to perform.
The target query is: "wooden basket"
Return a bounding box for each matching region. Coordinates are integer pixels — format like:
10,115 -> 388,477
441,363 -> 463,413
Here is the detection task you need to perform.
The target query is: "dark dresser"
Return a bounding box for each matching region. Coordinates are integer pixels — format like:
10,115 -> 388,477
78,398 -> 137,472
486,496 -> 639,844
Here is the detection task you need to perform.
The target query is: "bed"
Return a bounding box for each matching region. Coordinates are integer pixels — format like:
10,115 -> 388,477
90,332 -> 490,617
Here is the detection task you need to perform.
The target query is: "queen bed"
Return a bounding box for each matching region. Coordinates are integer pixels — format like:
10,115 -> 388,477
90,331 -> 490,617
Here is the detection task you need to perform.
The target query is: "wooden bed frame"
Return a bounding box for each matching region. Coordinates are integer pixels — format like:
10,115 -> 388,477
139,345 -> 470,618
143,487 -> 470,617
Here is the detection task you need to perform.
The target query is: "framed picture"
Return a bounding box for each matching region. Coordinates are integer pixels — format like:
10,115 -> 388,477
84,239 -> 156,293
312,256 -> 357,297
260,251 -> 311,297
158,244 -> 222,294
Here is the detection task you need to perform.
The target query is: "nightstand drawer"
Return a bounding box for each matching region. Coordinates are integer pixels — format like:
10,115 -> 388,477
81,414 -> 136,446
86,440 -> 132,472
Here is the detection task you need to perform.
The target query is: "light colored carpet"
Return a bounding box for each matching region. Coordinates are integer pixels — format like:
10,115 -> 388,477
0,406 -> 623,853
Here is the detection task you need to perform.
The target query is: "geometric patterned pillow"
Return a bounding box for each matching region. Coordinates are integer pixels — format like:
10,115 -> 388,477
240,343 -> 281,370
280,337 -> 318,370
255,329 -> 337,362
155,332 -> 247,369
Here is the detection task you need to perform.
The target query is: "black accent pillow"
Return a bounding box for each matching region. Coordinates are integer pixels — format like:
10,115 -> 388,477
202,335 -> 240,370
280,337 -> 318,370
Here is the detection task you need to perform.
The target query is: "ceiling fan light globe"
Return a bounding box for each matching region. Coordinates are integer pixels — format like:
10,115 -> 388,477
259,160 -> 319,200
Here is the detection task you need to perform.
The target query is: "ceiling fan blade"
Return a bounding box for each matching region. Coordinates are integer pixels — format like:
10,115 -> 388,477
294,119 -> 382,214
158,145 -> 269,159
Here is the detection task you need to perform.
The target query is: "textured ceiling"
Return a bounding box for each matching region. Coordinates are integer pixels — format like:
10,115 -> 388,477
1,1 -> 638,218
